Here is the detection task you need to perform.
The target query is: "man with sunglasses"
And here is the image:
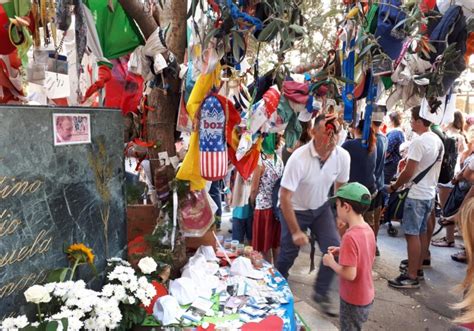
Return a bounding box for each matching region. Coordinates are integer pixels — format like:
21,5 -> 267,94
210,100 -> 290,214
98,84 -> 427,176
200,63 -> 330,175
277,113 -> 351,316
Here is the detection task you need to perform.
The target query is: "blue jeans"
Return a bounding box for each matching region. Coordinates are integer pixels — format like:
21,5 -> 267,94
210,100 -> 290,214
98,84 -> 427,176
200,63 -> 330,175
232,217 -> 252,243
402,198 -> 434,235
209,180 -> 222,218
276,202 -> 340,297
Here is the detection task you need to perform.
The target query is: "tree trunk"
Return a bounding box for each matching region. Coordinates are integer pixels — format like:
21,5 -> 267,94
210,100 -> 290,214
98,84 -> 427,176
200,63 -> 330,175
119,0 -> 188,274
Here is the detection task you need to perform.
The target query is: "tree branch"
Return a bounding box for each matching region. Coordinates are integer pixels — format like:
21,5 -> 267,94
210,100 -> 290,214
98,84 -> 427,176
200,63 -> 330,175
117,0 -> 157,40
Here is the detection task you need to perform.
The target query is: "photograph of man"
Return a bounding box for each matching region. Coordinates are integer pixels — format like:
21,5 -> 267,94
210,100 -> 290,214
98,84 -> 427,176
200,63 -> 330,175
55,115 -> 74,143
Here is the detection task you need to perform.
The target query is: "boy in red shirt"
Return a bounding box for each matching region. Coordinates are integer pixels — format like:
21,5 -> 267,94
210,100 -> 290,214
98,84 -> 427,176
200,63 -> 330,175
323,183 -> 376,330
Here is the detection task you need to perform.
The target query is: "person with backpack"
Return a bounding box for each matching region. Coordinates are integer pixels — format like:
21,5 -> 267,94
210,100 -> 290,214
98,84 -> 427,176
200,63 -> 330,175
384,111 -> 405,185
431,111 -> 466,248
387,106 -> 444,289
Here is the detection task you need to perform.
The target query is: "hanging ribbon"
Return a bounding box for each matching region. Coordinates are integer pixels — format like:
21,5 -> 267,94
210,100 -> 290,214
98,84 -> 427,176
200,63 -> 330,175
362,74 -> 377,148
342,38 -> 356,122
171,188 -> 178,251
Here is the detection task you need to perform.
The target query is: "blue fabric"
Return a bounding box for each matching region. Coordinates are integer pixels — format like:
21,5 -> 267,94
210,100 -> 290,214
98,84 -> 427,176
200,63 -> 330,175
362,77 -> 377,148
342,138 -> 377,193
209,180 -> 222,218
342,39 -> 356,122
265,269 -> 296,331
402,198 -> 434,235
385,129 -> 405,165
374,133 -> 388,191
231,216 -> 252,243
232,204 -> 251,219
228,0 -> 263,30
374,0 -> 406,60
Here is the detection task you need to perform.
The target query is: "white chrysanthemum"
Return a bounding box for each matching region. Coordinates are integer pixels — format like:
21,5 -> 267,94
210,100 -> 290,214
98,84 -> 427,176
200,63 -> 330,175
1,315 -> 29,330
101,284 -> 115,297
113,285 -> 127,302
127,278 -> 139,292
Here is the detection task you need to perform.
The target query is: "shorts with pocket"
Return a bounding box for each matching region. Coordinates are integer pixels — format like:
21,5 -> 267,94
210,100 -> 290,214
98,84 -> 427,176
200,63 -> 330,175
402,197 -> 434,235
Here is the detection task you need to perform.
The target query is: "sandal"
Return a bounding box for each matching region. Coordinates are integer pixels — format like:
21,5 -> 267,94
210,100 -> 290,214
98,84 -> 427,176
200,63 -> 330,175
451,250 -> 467,264
438,217 -> 455,226
431,237 -> 455,247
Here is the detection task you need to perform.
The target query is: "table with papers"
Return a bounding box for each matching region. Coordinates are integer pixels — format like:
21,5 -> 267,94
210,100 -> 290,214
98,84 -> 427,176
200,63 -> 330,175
141,247 -> 299,330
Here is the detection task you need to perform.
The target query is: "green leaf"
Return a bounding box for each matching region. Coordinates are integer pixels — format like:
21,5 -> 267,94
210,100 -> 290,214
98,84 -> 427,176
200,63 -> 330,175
232,31 -> 242,63
257,20 -> 278,42
203,28 -> 219,48
45,321 -> 58,331
47,268 -> 70,283
289,24 -> 305,35
356,43 -> 374,63
61,318 -> 68,330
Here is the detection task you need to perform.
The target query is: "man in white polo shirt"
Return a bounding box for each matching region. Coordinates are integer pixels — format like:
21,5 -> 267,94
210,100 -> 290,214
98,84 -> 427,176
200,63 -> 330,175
277,113 -> 351,316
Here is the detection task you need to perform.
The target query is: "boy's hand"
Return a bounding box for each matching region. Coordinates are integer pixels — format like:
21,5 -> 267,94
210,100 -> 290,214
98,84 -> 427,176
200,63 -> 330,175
322,251 -> 336,267
327,246 -> 340,256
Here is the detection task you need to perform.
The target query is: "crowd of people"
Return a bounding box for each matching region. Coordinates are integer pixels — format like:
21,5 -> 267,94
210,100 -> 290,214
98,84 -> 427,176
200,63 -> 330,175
203,106 -> 474,330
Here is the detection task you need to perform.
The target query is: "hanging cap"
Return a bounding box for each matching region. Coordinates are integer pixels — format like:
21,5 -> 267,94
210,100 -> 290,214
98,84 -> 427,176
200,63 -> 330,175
329,182 -> 372,206
230,256 -> 264,279
374,0 -> 406,60
0,5 -> 15,55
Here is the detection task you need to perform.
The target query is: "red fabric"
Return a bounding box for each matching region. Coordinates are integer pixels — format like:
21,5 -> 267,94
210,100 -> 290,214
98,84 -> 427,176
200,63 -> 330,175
339,223 -> 376,306
241,316 -> 283,331
218,94 -> 260,180
197,323 -> 216,331
144,281 -> 168,314
105,57 -> 144,115
262,87 -> 280,116
0,5 -> 15,55
84,65 -> 112,100
282,81 -> 309,104
252,208 -> 281,252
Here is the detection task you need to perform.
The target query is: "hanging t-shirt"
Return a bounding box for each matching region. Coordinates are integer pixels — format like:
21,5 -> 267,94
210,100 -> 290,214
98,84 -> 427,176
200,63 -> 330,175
255,155 -> 284,210
83,0 -> 144,59
407,131 -> 444,200
342,138 -> 377,193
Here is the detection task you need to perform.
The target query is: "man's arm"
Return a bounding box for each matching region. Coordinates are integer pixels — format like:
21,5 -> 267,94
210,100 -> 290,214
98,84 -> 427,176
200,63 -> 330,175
463,167 -> 474,184
388,159 -> 418,192
334,181 -> 346,192
280,187 -> 308,246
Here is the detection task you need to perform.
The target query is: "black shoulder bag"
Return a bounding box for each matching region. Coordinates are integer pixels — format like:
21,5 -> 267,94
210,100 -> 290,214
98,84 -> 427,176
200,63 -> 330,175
385,148 -> 442,222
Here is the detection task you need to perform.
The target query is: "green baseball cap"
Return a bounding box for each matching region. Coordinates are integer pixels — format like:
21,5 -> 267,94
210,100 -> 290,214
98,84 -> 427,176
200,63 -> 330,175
330,182 -> 372,206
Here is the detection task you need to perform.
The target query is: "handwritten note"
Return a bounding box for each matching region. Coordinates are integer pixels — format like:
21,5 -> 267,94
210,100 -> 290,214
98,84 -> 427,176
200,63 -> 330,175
45,72 -> 71,99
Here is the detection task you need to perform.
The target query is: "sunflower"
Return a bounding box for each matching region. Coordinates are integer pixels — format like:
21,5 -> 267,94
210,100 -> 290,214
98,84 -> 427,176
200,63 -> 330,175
66,243 -> 95,265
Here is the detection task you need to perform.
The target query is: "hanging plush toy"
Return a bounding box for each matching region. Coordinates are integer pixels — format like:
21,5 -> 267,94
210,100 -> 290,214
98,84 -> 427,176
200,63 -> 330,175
199,94 -> 228,181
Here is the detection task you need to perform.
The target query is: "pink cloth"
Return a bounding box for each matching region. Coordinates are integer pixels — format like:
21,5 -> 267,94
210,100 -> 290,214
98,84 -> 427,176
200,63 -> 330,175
339,223 -> 376,306
282,81 -> 309,104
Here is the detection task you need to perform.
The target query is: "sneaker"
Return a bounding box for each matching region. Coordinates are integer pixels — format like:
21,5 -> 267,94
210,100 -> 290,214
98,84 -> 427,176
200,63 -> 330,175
399,258 -> 431,271
313,294 -> 338,317
388,273 -> 420,289
401,268 -> 424,281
